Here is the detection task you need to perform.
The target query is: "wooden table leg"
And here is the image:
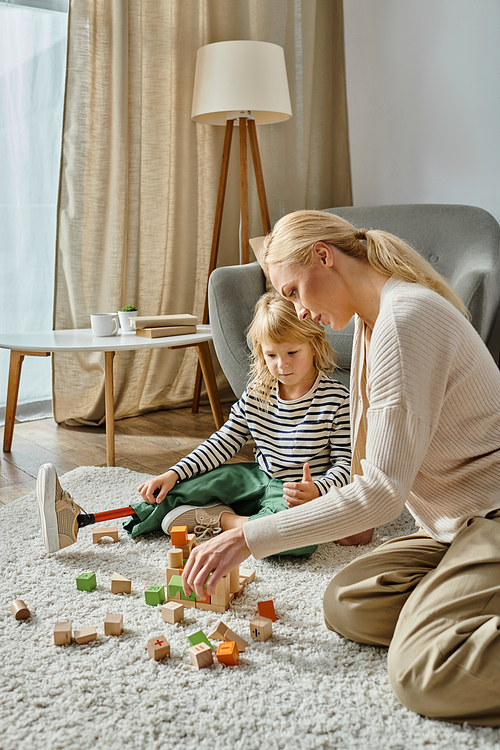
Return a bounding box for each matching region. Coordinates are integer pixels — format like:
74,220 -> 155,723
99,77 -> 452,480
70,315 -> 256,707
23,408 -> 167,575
104,350 -> 115,467
195,341 -> 224,430
3,350 -> 25,451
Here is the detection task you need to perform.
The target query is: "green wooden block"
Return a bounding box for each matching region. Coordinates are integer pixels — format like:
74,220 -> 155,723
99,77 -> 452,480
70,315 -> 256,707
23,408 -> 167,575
188,630 -> 213,649
76,572 -> 97,592
144,585 -> 165,606
168,574 -> 183,598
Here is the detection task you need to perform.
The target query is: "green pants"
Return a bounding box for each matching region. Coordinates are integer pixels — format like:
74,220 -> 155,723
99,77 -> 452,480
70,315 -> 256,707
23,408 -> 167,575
123,461 -> 317,557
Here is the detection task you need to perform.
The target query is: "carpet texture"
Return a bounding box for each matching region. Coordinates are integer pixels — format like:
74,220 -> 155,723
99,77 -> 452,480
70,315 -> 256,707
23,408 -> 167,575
1,466 -> 500,750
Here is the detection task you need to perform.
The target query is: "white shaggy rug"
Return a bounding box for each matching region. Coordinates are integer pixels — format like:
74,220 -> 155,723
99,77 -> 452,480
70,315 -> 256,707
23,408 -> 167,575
1,466 -> 500,750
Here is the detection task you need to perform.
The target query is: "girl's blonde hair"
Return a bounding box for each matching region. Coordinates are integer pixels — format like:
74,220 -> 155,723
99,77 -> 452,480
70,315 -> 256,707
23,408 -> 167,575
262,209 -> 469,317
247,292 -> 336,406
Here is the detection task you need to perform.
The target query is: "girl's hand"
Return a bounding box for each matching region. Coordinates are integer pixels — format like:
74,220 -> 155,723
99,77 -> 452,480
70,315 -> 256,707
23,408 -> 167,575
283,462 -> 320,506
182,527 -> 251,600
137,470 -> 178,504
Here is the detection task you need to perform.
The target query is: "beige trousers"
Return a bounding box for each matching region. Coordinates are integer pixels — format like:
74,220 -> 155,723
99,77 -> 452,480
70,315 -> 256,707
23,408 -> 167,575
323,513 -> 500,726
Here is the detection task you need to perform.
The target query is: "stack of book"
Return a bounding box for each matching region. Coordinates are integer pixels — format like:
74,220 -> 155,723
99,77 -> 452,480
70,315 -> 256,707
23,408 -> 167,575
132,314 -> 198,338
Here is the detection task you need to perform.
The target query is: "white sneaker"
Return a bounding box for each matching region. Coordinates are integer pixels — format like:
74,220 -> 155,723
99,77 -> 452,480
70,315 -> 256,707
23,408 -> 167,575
37,464 -> 83,553
161,503 -> 235,542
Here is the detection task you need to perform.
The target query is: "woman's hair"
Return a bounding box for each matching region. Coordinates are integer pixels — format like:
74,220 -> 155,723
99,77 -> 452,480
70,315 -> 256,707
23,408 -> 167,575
262,209 -> 469,317
247,292 -> 336,406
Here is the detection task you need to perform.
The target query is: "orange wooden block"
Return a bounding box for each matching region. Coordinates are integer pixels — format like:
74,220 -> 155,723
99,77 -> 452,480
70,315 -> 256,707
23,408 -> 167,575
147,636 -> 170,661
216,641 -> 239,666
170,525 -> 188,546
257,600 -> 276,622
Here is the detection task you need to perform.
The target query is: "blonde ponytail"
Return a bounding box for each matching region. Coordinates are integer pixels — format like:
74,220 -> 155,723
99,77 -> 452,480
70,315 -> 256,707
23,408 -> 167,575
263,210 -> 469,318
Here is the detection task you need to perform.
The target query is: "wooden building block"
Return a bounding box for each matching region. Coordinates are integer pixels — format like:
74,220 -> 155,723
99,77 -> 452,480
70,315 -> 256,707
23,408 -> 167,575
239,568 -> 256,584
180,533 -> 196,559
189,642 -> 213,669
207,621 -> 228,641
210,574 -> 230,609
92,526 -> 119,544
167,574 -> 196,604
104,613 -> 123,636
229,566 -> 240,594
74,626 -> 97,644
257,600 -> 277,622
76,572 -> 97,592
10,600 -> 30,620
216,641 -> 239,666
170,525 -> 188,546
223,626 -> 248,652
111,572 -> 131,595
188,630 -> 213,650
161,601 -> 184,624
54,621 -> 72,646
144,585 -> 165,606
168,547 -> 183,568
147,636 -> 170,661
250,616 -> 272,642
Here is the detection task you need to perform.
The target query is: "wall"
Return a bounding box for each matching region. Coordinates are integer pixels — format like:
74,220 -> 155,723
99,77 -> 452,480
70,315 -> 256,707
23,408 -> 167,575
343,0 -> 500,227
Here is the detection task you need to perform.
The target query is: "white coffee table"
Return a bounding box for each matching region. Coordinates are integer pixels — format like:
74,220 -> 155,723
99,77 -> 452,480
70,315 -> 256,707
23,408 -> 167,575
0,325 -> 224,467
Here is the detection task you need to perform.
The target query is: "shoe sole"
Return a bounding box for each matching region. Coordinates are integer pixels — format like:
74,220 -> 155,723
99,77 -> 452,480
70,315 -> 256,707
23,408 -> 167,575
161,502 -> 222,536
36,464 -> 60,553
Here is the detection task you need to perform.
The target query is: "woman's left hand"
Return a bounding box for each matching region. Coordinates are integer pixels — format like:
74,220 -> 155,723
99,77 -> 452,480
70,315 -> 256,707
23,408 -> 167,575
182,527 -> 251,601
283,462 -> 320,506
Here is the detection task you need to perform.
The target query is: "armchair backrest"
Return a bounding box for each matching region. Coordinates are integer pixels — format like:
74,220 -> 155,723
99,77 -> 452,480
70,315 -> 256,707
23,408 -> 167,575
209,204 -> 500,398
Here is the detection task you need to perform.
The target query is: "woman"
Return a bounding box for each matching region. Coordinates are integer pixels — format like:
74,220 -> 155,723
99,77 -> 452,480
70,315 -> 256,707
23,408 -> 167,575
182,209 -> 500,725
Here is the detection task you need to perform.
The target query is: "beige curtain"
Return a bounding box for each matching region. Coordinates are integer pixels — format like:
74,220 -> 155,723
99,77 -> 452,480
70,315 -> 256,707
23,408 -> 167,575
53,0 -> 352,425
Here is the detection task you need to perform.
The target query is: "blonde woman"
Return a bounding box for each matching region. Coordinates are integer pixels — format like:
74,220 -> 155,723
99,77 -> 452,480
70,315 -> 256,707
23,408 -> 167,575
37,292 -> 365,555
183,209 -> 500,726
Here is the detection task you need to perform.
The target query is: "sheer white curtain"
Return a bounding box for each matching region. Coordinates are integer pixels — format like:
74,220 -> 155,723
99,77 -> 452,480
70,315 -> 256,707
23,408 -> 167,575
0,0 -> 67,426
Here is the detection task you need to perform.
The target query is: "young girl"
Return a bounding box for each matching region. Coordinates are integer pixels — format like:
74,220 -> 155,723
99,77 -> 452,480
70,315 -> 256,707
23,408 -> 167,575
37,293 -> 372,554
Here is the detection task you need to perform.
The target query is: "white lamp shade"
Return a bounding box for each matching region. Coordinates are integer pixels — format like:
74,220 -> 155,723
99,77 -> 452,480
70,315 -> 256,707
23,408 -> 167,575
192,40 -> 292,125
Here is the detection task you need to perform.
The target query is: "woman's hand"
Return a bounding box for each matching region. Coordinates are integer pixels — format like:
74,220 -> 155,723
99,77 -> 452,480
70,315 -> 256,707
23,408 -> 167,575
283,462 -> 320,506
137,470 -> 178,504
182,527 -> 251,600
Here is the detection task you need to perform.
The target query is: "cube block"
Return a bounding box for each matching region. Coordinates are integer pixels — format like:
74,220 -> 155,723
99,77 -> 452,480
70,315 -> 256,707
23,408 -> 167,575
161,601 -> 184,624
217,641 -> 239,666
170,525 -> 188,546
104,613 -> 123,636
144,585 -> 165,606
54,621 -> 72,646
148,636 -> 170,661
190,643 -> 213,669
76,573 -> 97,592
250,616 -> 272,642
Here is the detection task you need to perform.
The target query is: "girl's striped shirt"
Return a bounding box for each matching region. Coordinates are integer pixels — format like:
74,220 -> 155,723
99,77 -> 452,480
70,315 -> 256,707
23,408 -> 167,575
170,372 -> 351,495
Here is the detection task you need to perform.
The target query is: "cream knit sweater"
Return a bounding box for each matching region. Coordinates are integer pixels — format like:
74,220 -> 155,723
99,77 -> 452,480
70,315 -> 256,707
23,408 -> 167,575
244,278 -> 500,559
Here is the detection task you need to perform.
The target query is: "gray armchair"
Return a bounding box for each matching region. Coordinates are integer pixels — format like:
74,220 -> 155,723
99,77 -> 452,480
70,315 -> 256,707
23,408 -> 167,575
208,204 -> 500,397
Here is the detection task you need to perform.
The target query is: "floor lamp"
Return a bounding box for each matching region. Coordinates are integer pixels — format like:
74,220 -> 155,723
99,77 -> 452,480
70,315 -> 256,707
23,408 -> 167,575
191,40 -> 292,412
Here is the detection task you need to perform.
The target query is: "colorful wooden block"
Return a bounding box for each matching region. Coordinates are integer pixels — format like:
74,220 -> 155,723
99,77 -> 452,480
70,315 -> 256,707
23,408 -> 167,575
216,641 -> 239,666
167,574 -> 183,598
54,621 -> 72,646
161,601 -> 184,624
257,600 -> 277,622
147,636 -> 170,661
170,525 -> 188,546
111,572 -> 131,594
74,626 -> 97,644
250,616 -> 272,642
189,642 -> 213,669
144,585 -> 165,606
92,526 -> 119,544
104,613 -> 123,636
76,572 -> 97,592
10,600 -> 30,620
168,547 -> 183,568
188,630 -> 213,649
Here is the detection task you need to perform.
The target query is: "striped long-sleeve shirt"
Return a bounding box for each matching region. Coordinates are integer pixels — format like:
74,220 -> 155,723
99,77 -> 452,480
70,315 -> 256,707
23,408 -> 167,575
169,372 -> 351,495
244,277 -> 500,559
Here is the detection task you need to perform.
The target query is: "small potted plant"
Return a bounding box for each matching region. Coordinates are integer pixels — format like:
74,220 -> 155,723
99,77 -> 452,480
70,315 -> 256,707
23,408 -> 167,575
118,304 -> 138,333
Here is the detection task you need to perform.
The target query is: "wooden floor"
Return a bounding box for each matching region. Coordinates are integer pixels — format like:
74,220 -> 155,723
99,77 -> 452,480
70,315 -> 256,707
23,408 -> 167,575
0,404 -> 255,507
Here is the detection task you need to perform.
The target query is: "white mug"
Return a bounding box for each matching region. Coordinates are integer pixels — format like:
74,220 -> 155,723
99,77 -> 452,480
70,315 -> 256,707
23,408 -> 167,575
118,310 -> 138,333
90,313 -> 119,337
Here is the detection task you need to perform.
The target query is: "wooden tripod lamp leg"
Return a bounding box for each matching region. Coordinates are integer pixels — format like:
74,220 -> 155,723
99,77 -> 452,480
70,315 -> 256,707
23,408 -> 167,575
248,118 -> 271,234
193,119 -> 234,414
104,350 -> 115,467
239,116 -> 249,264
